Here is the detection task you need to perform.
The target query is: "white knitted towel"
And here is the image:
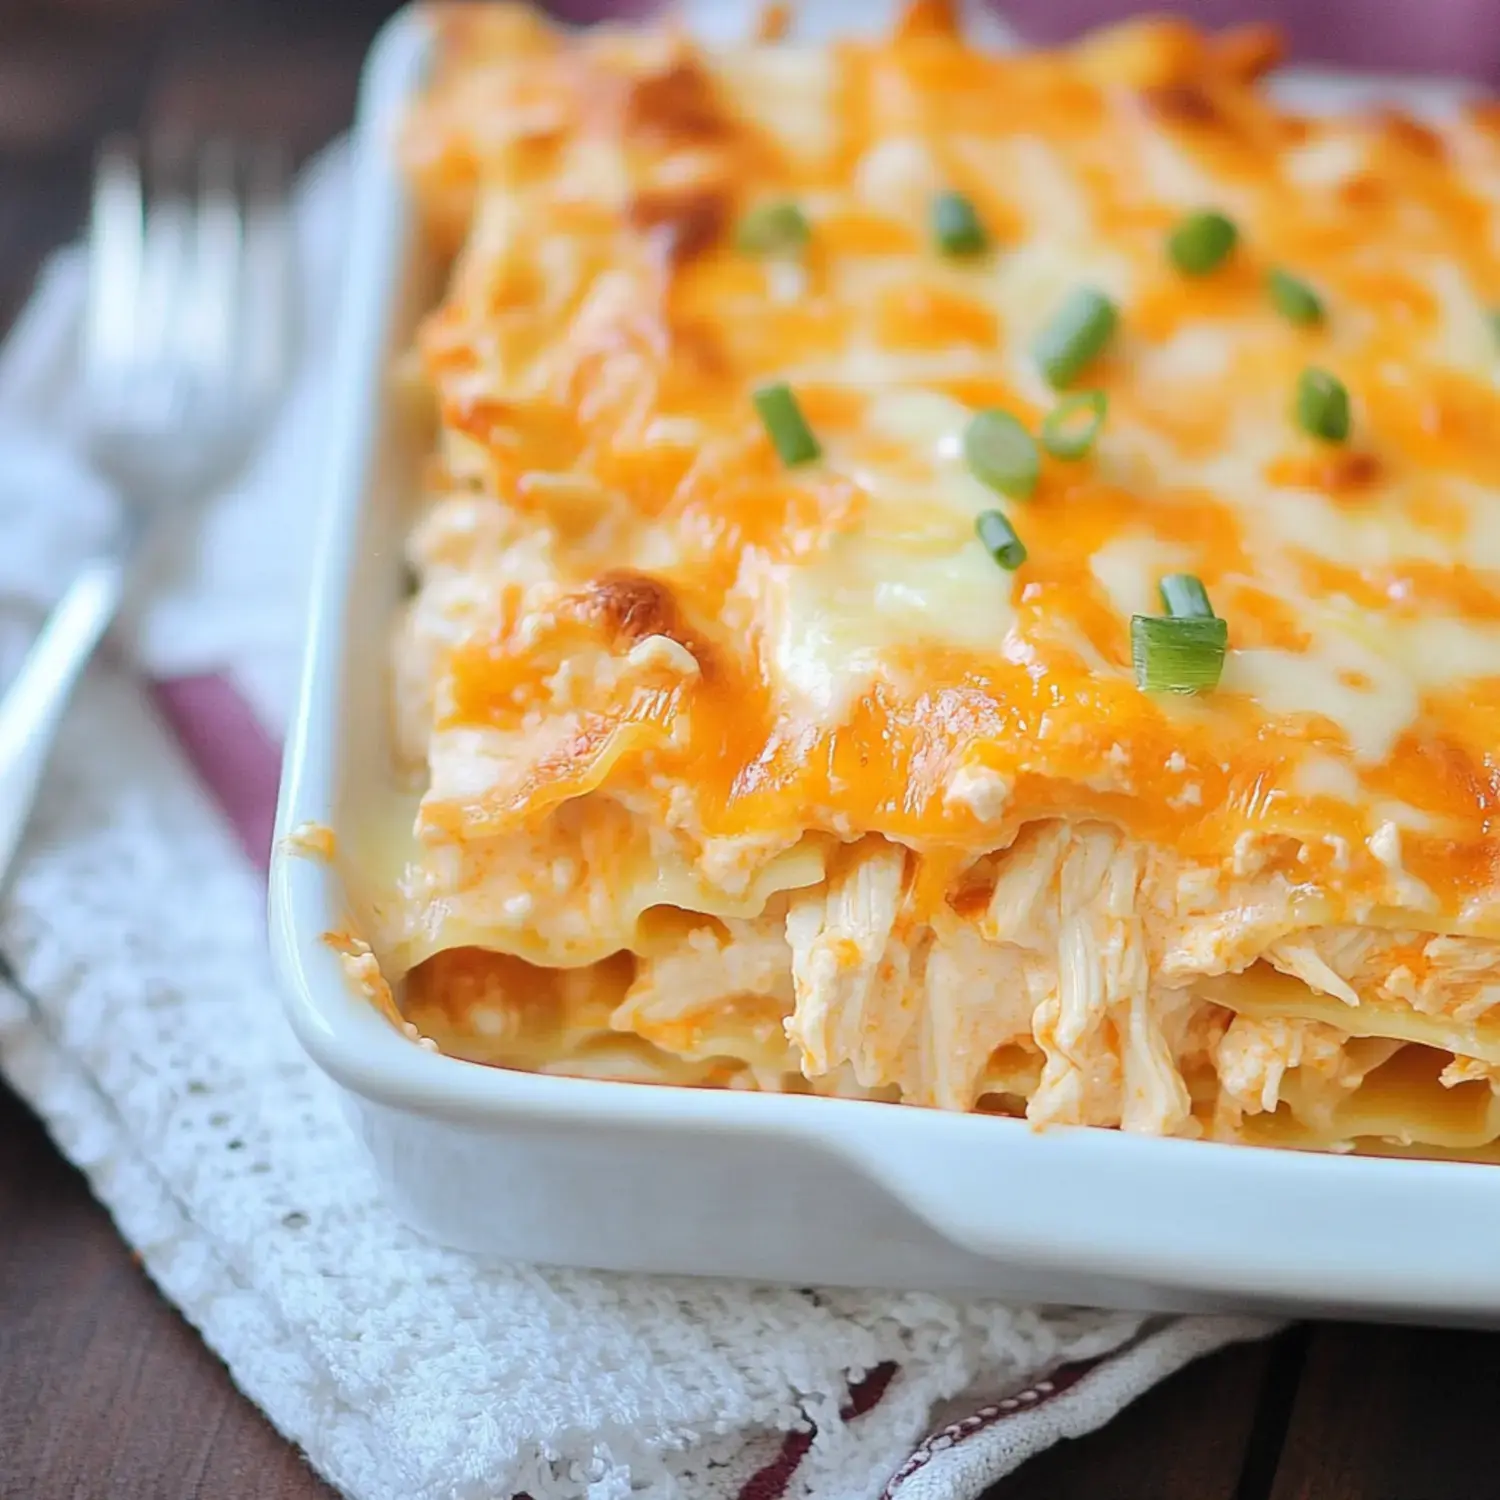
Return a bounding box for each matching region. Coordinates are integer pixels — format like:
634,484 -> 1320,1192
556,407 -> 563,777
0,140 -> 1276,1500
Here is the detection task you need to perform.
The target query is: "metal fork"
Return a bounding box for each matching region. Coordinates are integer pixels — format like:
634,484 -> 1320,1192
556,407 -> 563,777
0,136 -> 294,887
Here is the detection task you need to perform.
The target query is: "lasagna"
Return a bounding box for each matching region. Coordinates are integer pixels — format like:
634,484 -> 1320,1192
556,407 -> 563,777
381,0 -> 1500,1157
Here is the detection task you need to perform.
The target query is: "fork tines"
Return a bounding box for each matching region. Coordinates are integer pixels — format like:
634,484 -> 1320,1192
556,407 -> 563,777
83,134 -> 295,416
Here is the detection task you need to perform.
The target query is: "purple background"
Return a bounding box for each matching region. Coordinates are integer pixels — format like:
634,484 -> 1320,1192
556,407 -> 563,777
546,0 -> 1500,83
999,0 -> 1500,82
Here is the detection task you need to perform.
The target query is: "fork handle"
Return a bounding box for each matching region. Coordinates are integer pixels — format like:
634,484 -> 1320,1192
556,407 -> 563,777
0,558 -> 128,889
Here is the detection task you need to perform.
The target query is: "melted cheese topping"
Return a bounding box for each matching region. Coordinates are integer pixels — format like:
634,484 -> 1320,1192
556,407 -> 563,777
404,3 -> 1500,916
387,2 -> 1500,1154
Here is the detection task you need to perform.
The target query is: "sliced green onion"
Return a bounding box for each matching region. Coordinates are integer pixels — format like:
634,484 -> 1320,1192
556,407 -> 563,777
976,509 -> 1027,570
1267,268 -> 1324,326
1294,366 -> 1350,443
1131,615 -> 1228,693
931,191 -> 989,256
753,382 -> 821,466
736,201 -> 810,256
1040,390 -> 1108,460
1033,287 -> 1119,389
1159,573 -> 1214,619
963,409 -> 1039,500
1167,209 -> 1238,276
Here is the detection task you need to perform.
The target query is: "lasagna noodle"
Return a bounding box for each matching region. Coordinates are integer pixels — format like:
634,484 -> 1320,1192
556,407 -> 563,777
400,823 -> 1500,1153
384,1 -> 1500,1156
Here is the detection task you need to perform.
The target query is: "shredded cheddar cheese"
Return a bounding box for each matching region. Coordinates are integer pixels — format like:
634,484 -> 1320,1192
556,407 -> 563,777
378,1 -> 1500,1156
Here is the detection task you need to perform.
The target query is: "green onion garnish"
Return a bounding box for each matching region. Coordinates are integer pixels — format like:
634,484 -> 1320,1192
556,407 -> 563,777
1267,268 -> 1324,326
1159,573 -> 1214,619
1040,390 -> 1107,460
753,382 -> 821,466
931,191 -> 989,256
976,509 -> 1027,570
1033,287 -> 1119,389
736,201 -> 811,256
1167,209 -> 1238,276
1294,366 -> 1350,443
963,409 -> 1039,500
1131,615 -> 1228,693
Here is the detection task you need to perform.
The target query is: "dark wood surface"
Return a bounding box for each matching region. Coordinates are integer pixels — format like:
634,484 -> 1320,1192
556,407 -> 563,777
2,2 -> 1499,1496
14,1075 -> 1500,1500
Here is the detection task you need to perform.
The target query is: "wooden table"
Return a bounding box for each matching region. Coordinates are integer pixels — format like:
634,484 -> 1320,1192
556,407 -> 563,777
3,2 -> 1499,1495
12,1079 -> 1500,1500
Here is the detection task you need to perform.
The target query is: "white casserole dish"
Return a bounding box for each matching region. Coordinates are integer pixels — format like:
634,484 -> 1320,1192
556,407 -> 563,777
269,3 -> 1500,1321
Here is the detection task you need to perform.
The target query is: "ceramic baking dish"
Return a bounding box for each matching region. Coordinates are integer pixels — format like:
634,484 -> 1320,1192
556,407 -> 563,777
268,2 -> 1500,1321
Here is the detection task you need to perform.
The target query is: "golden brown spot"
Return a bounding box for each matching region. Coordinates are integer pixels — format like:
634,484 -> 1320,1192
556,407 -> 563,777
1338,669 -> 1374,692
1374,729 -> 1500,835
631,181 -> 729,263
583,571 -> 714,682
1210,23 -> 1284,82
1373,108 -> 1446,161
1465,100 -> 1500,139
1327,451 -> 1383,492
1266,450 -> 1383,499
1143,81 -> 1223,129
625,59 -> 732,145
893,0 -> 960,43
947,882 -> 993,921
586,570 -> 686,644
755,0 -> 792,43
666,315 -> 729,379
1339,173 -> 1388,211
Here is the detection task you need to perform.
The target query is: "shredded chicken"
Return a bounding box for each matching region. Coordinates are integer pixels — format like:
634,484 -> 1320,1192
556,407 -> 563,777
614,912 -> 798,1083
1439,1055 -> 1500,1093
784,838 -> 909,1083
397,811 -> 1500,1145
1213,1014 -> 1402,1137
779,824 -> 1198,1133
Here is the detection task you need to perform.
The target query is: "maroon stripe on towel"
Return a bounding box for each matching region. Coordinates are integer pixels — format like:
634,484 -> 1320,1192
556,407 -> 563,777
739,1427 -> 814,1500
739,1362 -> 899,1500
844,1362 -> 897,1418
881,1352 -> 1111,1497
149,673 -> 281,871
